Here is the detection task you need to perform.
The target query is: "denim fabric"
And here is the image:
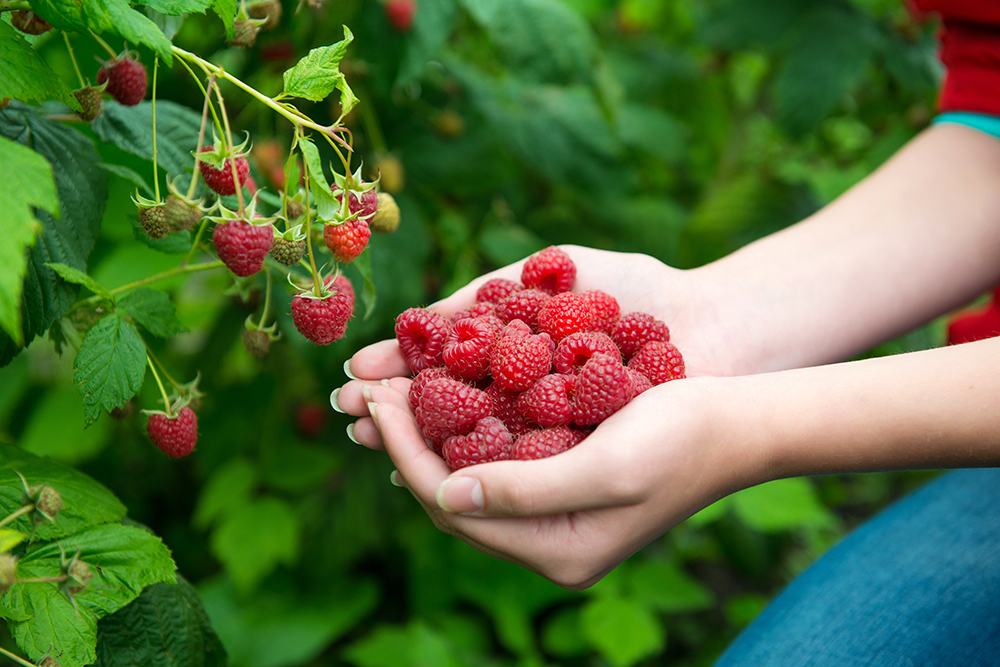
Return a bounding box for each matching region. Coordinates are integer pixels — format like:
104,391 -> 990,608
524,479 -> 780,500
934,112 -> 1000,139
714,469 -> 1000,667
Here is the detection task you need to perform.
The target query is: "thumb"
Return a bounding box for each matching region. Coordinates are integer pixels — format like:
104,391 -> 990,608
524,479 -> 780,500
435,435 -> 642,517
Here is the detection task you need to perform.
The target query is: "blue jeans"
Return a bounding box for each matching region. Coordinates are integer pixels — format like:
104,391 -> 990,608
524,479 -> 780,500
714,469 -> 1000,667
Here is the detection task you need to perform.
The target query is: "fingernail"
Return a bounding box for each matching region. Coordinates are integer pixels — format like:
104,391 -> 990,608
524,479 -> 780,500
330,388 -> 345,414
367,402 -> 380,431
381,379 -> 390,387
344,359 -> 358,380
361,384 -> 373,403
436,476 -> 484,514
346,423 -> 360,444
390,470 -> 405,487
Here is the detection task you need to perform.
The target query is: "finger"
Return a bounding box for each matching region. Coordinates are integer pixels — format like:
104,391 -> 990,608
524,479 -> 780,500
370,401 -> 453,506
334,377 -> 413,417
430,264 -> 526,316
347,416 -> 384,450
347,339 -> 411,380
435,426 -> 646,517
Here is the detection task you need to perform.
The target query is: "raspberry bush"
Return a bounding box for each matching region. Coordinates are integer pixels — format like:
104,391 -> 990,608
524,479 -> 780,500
0,1 -> 947,666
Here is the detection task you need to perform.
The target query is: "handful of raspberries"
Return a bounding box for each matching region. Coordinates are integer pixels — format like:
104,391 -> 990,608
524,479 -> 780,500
394,247 -> 685,470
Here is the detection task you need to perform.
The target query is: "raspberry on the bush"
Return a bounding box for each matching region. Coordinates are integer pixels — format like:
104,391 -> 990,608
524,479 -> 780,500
396,307 -> 450,373
628,340 -> 686,385
521,246 -> 576,295
213,219 -> 273,277
612,312 -> 671,360
146,407 -> 198,458
442,417 -> 513,469
290,287 -> 353,345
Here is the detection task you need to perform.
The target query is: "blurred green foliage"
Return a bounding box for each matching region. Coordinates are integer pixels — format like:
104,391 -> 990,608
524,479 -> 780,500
1,0 -> 952,664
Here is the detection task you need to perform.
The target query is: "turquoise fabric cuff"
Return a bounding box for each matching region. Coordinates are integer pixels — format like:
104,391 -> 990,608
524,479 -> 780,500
933,112 -> 1000,139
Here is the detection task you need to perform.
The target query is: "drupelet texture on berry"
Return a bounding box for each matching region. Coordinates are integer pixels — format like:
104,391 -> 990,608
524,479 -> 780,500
580,289 -> 621,333
511,427 -> 585,461
484,382 -> 533,437
612,312 -> 671,360
290,288 -> 353,345
415,378 -> 492,444
442,315 -> 504,380
442,417 -> 513,469
147,407 -> 198,458
553,331 -> 621,374
396,307 -> 450,372
517,373 -> 577,428
628,340 -> 686,385
212,219 -> 273,277
408,366 -> 464,412
199,147 -> 251,196
97,56 -> 147,106
521,246 -> 576,295
476,278 -> 524,304
572,353 -> 631,425
490,325 -> 554,391
537,292 -> 597,342
324,219 -> 371,263
495,288 -> 551,332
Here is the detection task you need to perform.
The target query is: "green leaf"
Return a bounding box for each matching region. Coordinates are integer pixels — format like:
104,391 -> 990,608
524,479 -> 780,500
2,523 -> 176,666
616,103 -> 687,164
45,262 -> 113,301
771,8 -> 877,135
625,561 -> 714,613
28,0 -> 87,32
396,0 -> 459,85
93,579 -> 227,667
91,100 -> 202,178
132,218 -> 194,253
731,478 -> 835,532
97,162 -> 154,197
193,457 -> 257,530
351,250 -> 377,320
0,103 -> 107,366
0,136 -> 56,346
0,22 -> 78,109
118,288 -> 188,337
580,596 -> 665,667
132,0 -> 214,16
343,623 -> 462,667
541,606 -> 590,658
18,384 -> 113,465
0,528 -> 25,552
282,26 -> 355,109
212,0 -> 237,39
297,137 -> 338,221
209,497 -> 300,593
0,443 -> 127,540
72,313 -> 147,427
87,0 -> 174,63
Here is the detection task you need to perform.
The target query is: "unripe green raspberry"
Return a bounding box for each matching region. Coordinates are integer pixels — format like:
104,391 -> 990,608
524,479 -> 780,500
243,329 -> 272,358
231,18 -> 260,48
30,484 -> 63,519
270,236 -> 306,266
138,205 -> 169,239
0,553 -> 17,594
73,86 -> 103,122
67,560 -> 93,594
285,198 -> 305,220
370,193 -> 400,233
163,195 -> 201,232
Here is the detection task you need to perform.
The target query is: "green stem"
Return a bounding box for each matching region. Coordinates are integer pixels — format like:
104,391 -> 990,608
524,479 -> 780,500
73,260 -> 224,311
300,136 -> 322,297
0,504 -> 34,528
16,576 -> 68,584
89,30 -> 118,59
147,354 -> 173,417
212,79 -> 245,215
259,268 -> 273,328
187,73 -> 217,201
175,55 -> 224,143
64,32 -> 86,88
182,217 -> 211,267
170,46 -> 351,151
151,56 -> 161,201
0,2 -> 33,12
147,347 -> 183,392
0,647 -> 37,667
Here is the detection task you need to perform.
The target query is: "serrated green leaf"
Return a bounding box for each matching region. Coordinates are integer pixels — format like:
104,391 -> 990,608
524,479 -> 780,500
282,26 -> 354,104
133,0 -> 214,16
0,22 -> 79,109
0,136 -> 56,346
2,524 -> 176,666
209,497 -> 299,593
91,100 -> 202,177
626,561 -> 714,613
0,528 -> 25,552
93,579 -> 227,667
28,0 -> 87,33
0,443 -> 127,541
118,288 -> 188,337
352,249 -> 377,320
0,103 -> 106,367
732,478 -> 835,532
86,0 -> 174,63
192,457 -> 257,530
45,262 -> 113,300
97,162 -> 154,197
213,0 -> 237,39
580,596 -> 665,667
297,137 -> 338,220
72,313 -> 147,427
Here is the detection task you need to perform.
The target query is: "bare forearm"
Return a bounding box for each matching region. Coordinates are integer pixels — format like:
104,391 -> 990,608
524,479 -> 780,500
723,337 -> 1000,484
692,123 -> 1000,374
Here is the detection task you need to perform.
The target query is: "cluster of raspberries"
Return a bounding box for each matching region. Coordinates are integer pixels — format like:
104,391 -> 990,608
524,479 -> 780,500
394,246 -> 685,470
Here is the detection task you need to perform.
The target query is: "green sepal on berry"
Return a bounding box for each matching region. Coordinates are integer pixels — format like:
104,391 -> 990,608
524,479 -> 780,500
243,314 -> 281,358
195,133 -> 252,169
132,191 -> 169,239
207,193 -> 276,227
72,84 -> 105,122
331,164 -> 379,223
230,13 -> 267,48
17,472 -> 63,527
271,224 -> 308,266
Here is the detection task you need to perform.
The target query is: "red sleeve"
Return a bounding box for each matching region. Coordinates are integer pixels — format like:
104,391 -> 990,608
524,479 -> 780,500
909,0 -> 1000,116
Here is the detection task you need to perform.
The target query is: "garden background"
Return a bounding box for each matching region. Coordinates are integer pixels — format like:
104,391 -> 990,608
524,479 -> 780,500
0,0 -> 950,665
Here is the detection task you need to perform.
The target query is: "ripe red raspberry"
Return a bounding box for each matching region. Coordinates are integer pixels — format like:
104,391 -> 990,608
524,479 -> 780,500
415,378 -> 491,442
97,56 -> 147,106
442,417 -> 513,470
580,290 -> 620,333
395,307 -> 450,373
521,246 -> 576,295
295,402 -> 327,439
385,0 -> 417,31
612,312 -> 671,360
626,367 -> 653,399
572,353 -> 631,425
553,331 -> 621,374
326,274 -> 356,309
323,219 -> 371,263
476,278 -> 524,304
490,325 -> 554,391
484,382 -> 533,437
537,292 -> 597,342
495,289 -> 551,331
212,219 -> 273,276
450,302 -> 495,324
628,340 -> 685,385
511,427 -> 585,461
442,316 -> 504,380
199,147 -> 250,196
147,407 -> 198,458
291,288 -> 354,345
333,186 -> 379,220
517,373 -> 577,428
409,366 -> 463,411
